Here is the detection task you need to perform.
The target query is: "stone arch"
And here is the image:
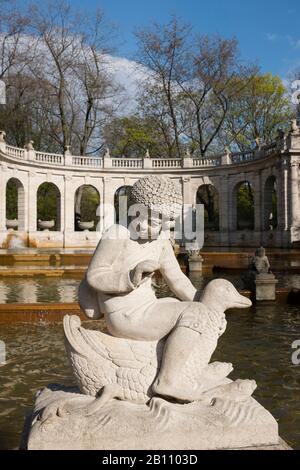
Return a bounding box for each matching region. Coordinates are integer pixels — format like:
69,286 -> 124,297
234,181 -> 255,231
114,185 -> 133,224
74,184 -> 100,231
264,175 -> 278,230
37,182 -> 62,231
6,178 -> 25,231
196,184 -> 219,231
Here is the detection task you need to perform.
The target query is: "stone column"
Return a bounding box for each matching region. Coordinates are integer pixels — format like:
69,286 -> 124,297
28,172 -> 37,232
0,168 -> 7,231
228,178 -> 237,239
290,161 -> 300,226
181,177 -> 198,247
17,176 -> 28,233
64,176 -> 74,233
253,173 -> 262,233
261,170 -> 270,231
219,174 -> 229,244
18,182 -> 27,232
277,158 -> 289,232
102,177 -> 115,230
182,176 -> 193,206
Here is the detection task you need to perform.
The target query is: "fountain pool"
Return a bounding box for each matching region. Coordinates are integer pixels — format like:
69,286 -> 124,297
0,274 -> 299,449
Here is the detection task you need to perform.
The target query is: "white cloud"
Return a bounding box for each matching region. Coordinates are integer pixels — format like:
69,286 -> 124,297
286,35 -> 300,49
104,55 -> 151,111
265,33 -> 278,42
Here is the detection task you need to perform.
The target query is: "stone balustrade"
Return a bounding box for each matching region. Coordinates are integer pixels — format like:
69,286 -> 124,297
0,138 -> 282,171
35,151 -> 63,165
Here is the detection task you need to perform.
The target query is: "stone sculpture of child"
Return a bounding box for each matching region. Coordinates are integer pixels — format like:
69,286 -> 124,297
79,176 -> 249,402
243,246 -> 272,290
251,247 -> 271,274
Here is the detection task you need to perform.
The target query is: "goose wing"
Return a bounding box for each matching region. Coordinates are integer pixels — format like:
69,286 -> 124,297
63,315 -> 162,401
64,315 -> 118,396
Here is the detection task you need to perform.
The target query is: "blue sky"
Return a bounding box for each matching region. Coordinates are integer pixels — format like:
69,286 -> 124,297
22,0 -> 300,77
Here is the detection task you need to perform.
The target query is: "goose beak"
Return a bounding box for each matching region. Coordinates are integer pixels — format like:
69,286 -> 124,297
234,293 -> 252,308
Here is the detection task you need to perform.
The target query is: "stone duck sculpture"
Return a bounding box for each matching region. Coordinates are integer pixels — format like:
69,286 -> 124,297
63,279 -> 253,410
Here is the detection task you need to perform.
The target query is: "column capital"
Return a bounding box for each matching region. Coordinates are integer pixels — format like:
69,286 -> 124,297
0,162 -> 8,172
182,176 -> 191,183
64,175 -> 73,182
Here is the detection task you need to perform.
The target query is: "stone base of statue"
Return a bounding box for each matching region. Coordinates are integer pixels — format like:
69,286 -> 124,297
23,383 -> 281,451
255,273 -> 278,301
188,255 -> 204,273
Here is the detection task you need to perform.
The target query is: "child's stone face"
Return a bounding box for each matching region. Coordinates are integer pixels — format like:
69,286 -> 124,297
129,207 -> 174,241
138,212 -> 162,240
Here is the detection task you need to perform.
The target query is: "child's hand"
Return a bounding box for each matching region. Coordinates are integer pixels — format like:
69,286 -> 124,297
130,260 -> 160,287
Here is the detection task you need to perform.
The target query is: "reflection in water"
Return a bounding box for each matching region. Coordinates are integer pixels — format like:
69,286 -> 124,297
0,272 -> 299,304
0,278 -> 79,304
0,275 -> 300,449
20,280 -> 37,304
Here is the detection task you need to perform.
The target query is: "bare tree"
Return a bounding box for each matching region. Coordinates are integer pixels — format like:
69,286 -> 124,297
0,0 -> 31,80
135,18 -> 257,157
26,0 -> 121,154
135,17 -> 191,158
176,35 -> 254,156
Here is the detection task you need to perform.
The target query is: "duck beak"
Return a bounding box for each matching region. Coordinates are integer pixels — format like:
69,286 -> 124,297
235,293 -> 252,308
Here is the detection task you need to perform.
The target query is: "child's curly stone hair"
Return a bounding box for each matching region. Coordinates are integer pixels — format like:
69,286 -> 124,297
131,176 -> 183,219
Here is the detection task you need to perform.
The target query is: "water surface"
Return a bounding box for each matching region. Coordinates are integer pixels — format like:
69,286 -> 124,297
0,276 -> 300,449
0,271 -> 299,304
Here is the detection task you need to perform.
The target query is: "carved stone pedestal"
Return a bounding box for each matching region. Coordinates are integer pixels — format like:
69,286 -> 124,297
255,274 -> 278,301
23,384 -> 280,451
188,255 -> 204,273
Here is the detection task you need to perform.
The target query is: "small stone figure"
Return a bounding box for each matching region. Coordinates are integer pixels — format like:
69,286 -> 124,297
187,244 -> 204,273
243,247 -> 278,301
251,246 -> 271,274
291,119 -> 299,134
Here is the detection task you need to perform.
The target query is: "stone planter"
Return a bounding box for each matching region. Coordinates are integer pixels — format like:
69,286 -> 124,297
38,220 -> 55,231
78,221 -> 94,231
6,219 -> 18,230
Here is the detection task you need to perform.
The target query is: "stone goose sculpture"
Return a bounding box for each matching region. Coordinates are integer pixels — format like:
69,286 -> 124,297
63,279 -> 252,408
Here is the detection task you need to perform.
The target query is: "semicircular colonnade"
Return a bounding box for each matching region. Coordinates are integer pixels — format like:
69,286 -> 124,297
0,128 -> 299,249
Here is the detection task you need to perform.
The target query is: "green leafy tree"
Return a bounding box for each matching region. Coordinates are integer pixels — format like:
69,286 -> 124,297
103,116 -> 170,157
6,181 -> 18,220
222,74 -> 291,151
236,183 -> 254,230
37,183 -> 60,230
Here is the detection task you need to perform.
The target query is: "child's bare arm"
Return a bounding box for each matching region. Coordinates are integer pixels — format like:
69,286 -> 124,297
159,240 -> 197,301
